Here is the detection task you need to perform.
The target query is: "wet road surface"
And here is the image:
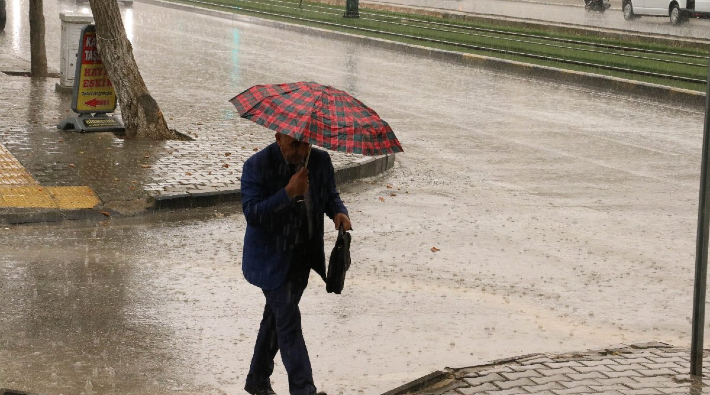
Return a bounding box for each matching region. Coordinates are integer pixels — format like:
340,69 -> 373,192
1,0 -> 709,395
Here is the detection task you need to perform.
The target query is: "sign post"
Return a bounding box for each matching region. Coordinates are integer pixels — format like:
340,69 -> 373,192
57,24 -> 124,133
690,57 -> 710,377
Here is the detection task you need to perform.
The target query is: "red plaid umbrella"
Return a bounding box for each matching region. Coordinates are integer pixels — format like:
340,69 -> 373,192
229,81 -> 403,156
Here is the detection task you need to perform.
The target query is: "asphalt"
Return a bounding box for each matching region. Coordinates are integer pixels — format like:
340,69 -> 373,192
1,1 -> 710,395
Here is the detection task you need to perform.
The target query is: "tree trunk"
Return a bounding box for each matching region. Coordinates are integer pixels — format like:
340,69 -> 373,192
88,0 -> 180,140
29,0 -> 47,77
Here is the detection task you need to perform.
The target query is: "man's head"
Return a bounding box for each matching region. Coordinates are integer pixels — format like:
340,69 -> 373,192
275,133 -> 310,165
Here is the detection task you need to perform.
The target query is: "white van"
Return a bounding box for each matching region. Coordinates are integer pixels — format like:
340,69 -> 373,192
622,0 -> 710,24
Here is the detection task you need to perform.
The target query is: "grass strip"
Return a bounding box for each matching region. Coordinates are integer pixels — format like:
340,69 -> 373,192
164,0 -> 710,91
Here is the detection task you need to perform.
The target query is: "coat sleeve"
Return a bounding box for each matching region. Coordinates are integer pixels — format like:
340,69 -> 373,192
322,153 -> 348,220
241,156 -> 292,228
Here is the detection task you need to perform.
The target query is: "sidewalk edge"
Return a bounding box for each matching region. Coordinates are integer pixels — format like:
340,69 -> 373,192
0,208 -> 109,225
141,152 -> 394,212
380,370 -> 450,395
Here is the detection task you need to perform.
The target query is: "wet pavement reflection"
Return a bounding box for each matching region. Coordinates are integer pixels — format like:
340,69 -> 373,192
1,0 -> 710,394
1,211 -> 245,394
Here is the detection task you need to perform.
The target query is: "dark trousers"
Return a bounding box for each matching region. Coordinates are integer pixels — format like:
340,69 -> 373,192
246,247 -> 316,395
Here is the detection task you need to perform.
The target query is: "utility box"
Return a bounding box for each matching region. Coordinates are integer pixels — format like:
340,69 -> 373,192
56,12 -> 94,93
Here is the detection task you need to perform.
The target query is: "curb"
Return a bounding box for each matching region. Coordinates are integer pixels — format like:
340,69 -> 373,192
0,388 -> 41,395
0,207 -> 111,225
380,370 -> 451,395
334,153 -> 397,185
0,153 -> 396,225
141,0 -> 707,109
150,152 -> 396,210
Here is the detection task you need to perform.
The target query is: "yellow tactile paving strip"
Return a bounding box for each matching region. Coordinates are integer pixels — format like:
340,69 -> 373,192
48,186 -> 101,209
0,144 -> 100,209
0,146 -> 38,185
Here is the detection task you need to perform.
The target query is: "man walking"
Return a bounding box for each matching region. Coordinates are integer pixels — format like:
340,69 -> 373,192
241,132 -> 352,395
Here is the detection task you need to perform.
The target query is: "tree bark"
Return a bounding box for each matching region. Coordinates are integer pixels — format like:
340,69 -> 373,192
29,0 -> 47,77
88,0 -> 181,140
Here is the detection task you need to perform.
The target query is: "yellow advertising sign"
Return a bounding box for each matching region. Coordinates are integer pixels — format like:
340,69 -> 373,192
71,25 -> 117,114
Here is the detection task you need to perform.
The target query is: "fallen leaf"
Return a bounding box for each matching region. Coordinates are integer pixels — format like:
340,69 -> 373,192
389,192 -> 397,197
223,164 -> 230,168
379,197 -> 385,202
186,172 -> 192,176
101,211 -> 111,218
431,246 -> 440,252
225,152 -> 232,157
141,165 -> 150,168
253,148 -> 259,152
68,164 -> 75,168
386,184 -> 393,189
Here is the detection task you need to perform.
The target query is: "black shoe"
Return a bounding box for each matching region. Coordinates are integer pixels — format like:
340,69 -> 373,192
244,383 -> 276,395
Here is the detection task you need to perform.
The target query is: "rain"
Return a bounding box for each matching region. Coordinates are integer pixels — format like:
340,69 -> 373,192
1,0 -> 710,394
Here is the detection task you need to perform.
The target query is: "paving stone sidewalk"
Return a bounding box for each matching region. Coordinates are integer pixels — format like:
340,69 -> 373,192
384,343 -> 710,395
0,53 -> 394,224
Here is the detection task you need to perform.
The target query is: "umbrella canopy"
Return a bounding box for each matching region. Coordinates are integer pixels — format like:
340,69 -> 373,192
229,81 -> 403,156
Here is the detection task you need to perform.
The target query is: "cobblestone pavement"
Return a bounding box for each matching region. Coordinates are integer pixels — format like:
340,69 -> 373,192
389,343 -> 710,395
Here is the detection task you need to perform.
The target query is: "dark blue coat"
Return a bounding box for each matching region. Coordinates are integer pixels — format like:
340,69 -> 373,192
241,142 -> 348,290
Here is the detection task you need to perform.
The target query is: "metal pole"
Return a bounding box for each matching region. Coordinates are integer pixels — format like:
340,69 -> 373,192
690,57 -> 710,377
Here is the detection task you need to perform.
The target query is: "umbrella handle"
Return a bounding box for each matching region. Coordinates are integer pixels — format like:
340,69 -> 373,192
304,144 -> 312,168
295,146 -> 311,204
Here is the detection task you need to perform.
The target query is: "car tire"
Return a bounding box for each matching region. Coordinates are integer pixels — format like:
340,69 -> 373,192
623,1 -> 635,20
670,3 -> 682,24
0,0 -> 6,32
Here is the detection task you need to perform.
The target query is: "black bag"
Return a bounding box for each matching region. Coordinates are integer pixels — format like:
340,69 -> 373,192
326,225 -> 351,294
